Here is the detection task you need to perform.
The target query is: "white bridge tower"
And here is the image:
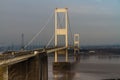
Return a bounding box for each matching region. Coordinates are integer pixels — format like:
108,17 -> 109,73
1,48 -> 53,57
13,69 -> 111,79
74,34 -> 80,54
55,8 -> 68,62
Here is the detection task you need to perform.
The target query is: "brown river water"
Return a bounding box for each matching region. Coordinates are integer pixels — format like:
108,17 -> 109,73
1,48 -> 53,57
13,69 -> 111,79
48,54 -> 120,80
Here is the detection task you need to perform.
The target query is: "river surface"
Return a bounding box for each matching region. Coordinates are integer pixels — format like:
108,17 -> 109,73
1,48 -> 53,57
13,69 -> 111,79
48,54 -> 120,80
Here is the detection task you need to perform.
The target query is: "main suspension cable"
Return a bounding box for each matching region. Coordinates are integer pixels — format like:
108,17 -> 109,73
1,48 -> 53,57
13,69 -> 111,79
46,33 -> 54,48
68,13 -> 74,46
24,13 -> 54,49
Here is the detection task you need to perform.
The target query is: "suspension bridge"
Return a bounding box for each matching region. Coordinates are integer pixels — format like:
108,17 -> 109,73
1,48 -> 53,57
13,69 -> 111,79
0,8 -> 80,80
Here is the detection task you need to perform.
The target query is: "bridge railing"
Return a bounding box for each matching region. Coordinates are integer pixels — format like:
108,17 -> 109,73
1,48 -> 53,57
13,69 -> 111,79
0,51 -> 33,60
0,46 -> 68,65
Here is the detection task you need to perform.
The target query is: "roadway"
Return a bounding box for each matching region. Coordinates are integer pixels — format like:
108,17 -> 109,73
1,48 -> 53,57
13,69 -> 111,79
0,47 -> 67,66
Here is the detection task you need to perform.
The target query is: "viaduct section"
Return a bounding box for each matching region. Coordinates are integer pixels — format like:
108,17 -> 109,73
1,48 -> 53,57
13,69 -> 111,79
0,52 -> 48,80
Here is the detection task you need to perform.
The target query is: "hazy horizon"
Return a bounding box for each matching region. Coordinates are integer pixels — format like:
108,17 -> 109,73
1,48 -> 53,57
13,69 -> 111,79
0,0 -> 120,46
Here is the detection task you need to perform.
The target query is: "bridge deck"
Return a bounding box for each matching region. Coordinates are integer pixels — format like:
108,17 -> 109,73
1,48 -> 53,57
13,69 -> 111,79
0,47 -> 67,66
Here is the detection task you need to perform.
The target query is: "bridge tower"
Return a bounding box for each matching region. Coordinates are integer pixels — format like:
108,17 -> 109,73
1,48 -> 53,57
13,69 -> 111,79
74,34 -> 80,54
55,8 -> 68,62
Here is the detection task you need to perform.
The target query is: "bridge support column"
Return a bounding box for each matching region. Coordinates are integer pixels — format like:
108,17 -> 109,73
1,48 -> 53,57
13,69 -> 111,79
39,53 -> 48,80
55,51 -> 58,62
65,49 -> 68,62
4,67 -> 8,80
0,66 -> 8,80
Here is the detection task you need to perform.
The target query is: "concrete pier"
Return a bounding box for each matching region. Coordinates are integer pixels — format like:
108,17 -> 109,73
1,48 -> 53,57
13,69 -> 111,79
53,62 -> 73,71
53,54 -> 80,72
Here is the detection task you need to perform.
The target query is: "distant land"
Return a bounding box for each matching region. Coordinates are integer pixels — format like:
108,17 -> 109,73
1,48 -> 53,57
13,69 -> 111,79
0,45 -> 120,55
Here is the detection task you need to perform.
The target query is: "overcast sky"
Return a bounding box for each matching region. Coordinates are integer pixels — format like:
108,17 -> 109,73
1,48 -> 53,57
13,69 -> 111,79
0,0 -> 120,46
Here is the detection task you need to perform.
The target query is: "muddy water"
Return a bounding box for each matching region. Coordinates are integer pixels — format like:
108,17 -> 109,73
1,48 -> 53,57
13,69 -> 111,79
48,54 -> 120,80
